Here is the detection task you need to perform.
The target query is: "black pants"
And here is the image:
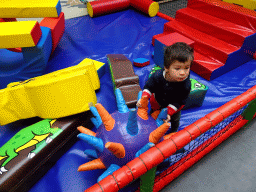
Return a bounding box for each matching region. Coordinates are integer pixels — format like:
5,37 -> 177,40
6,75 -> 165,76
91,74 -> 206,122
167,110 -> 181,134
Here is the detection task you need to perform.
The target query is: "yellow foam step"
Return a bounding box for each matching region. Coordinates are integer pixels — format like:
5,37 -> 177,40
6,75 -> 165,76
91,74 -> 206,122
0,58 -> 101,125
0,21 -> 42,49
0,0 -> 60,18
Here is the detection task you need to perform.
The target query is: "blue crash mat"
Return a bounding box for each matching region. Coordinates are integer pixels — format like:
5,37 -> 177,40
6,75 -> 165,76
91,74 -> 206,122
0,9 -> 255,192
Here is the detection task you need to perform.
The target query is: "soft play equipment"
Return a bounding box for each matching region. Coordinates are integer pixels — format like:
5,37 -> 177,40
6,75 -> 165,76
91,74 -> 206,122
0,1 -> 65,89
77,88 -> 174,183
223,0 -> 256,10
133,58 -> 150,67
0,21 -> 42,49
153,0 -> 256,80
0,0 -> 61,18
0,7 -> 255,192
0,58 -> 102,125
185,78 -> 208,109
87,0 -> 159,17
148,65 -> 208,109
0,112 -> 92,192
107,54 -> 142,108
86,86 -> 256,192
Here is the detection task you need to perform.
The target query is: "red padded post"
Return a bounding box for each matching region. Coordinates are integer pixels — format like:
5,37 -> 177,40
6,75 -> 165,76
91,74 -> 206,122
130,0 -> 159,17
87,0 -> 130,17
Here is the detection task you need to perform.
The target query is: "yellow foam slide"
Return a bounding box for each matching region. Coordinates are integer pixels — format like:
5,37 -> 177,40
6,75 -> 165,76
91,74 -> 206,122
0,58 -> 103,125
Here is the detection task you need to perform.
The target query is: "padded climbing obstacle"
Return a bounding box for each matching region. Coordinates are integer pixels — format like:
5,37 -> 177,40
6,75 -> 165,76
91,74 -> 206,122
0,0 -> 61,18
107,54 -> 141,108
155,0 -> 256,80
0,59 -> 100,125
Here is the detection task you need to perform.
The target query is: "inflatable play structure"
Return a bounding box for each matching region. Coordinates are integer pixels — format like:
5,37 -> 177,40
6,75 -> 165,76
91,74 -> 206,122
0,0 -> 65,89
77,90 -> 173,181
0,0 -> 256,192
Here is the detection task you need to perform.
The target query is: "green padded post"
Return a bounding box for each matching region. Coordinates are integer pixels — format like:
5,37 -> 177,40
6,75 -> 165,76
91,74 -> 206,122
140,166 -> 157,192
242,98 -> 256,125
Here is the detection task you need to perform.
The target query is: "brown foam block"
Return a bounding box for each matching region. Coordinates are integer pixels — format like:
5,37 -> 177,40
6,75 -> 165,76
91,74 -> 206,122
119,84 -> 142,108
0,111 -> 93,192
107,54 -> 142,108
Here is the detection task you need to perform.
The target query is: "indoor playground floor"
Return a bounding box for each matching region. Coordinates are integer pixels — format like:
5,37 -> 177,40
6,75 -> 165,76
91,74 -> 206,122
159,1 -> 256,192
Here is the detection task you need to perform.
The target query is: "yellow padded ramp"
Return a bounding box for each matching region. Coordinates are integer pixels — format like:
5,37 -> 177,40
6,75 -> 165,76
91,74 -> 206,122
0,0 -> 60,18
0,59 -> 101,125
0,21 -> 42,49
223,0 -> 256,10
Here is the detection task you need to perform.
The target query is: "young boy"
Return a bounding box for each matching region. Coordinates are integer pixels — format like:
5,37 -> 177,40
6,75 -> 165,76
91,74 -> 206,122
137,42 -> 194,134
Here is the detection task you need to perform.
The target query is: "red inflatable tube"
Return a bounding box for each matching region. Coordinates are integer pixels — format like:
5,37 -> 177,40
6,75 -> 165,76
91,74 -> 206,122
112,166 -> 134,189
156,12 -> 174,21
130,0 -> 159,17
87,0 -> 130,17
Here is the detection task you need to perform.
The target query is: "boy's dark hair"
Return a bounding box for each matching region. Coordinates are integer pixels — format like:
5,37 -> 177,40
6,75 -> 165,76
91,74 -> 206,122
164,42 -> 194,69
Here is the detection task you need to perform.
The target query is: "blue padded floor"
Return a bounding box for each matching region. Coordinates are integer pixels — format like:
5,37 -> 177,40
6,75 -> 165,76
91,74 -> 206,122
0,9 -> 255,192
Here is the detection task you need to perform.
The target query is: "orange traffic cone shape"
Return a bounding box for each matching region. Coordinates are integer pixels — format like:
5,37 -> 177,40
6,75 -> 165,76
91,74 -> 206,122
137,96 -> 149,120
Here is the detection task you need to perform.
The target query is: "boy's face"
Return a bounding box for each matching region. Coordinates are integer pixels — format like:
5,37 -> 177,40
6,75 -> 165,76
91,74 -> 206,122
164,59 -> 191,82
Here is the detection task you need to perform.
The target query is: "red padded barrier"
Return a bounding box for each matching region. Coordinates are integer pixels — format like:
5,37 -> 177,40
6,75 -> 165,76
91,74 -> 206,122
139,147 -> 165,170
84,183 -> 103,192
86,85 -> 256,192
155,139 -> 177,159
170,129 -> 191,150
193,117 -> 212,133
153,116 -> 248,192
97,175 -> 120,192
112,166 -> 134,189
184,124 -> 201,140
126,158 -> 148,179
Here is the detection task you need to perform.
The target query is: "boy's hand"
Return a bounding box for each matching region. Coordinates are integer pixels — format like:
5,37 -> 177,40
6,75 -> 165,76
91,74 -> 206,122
164,114 -> 171,123
136,99 -> 142,108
